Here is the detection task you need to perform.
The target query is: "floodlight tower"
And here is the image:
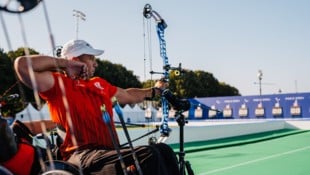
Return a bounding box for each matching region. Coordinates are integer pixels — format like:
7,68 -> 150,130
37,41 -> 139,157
257,69 -> 263,96
73,9 -> 86,39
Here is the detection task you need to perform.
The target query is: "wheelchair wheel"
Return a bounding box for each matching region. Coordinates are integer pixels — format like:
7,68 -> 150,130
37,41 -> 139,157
42,160 -> 80,175
42,169 -> 75,175
0,166 -> 13,175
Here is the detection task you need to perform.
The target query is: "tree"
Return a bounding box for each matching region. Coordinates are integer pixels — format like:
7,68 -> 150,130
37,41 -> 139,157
95,59 -> 142,89
217,82 -> 240,96
162,69 -> 240,98
0,49 -> 15,95
0,48 -> 39,115
141,79 -> 156,88
7,48 -> 41,108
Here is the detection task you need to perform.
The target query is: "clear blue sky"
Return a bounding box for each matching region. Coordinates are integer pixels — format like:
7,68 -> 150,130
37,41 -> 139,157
1,0 -> 309,96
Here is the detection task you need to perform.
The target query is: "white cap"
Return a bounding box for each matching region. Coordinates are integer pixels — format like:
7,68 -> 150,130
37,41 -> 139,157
61,39 -> 104,59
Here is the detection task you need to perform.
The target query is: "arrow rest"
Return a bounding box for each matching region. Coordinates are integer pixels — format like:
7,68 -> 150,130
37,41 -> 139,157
0,0 -> 41,13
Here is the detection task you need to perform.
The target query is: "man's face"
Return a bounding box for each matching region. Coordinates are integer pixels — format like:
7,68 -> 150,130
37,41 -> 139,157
78,54 -> 98,79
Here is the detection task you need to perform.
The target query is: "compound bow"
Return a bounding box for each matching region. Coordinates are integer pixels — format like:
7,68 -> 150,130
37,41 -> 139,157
143,4 -> 184,142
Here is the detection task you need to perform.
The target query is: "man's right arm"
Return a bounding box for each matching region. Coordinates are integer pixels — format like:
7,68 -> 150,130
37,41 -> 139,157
14,55 -> 68,92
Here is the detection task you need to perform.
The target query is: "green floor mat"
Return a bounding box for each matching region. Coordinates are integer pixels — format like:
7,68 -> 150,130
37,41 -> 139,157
169,129 -> 309,153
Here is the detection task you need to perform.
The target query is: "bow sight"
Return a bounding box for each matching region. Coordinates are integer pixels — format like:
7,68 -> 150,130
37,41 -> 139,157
149,62 -> 185,77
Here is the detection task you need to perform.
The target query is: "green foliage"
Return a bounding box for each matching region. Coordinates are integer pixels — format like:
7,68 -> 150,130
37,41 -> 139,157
0,49 -> 15,94
217,82 -> 240,96
0,96 -> 24,117
94,59 -> 142,89
7,47 -> 39,60
141,79 -> 156,88
1,48 -> 42,110
168,69 -> 240,98
0,48 -> 35,114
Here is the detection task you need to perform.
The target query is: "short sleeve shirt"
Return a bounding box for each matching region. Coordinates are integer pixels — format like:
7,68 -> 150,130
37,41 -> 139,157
40,73 -> 118,159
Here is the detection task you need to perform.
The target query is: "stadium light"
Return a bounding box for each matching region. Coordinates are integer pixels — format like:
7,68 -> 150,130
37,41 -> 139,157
257,69 -> 263,96
73,9 -> 86,39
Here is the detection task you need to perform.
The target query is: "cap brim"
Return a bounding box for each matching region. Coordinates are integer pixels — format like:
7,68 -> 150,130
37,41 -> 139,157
85,49 -> 104,56
78,48 -> 104,57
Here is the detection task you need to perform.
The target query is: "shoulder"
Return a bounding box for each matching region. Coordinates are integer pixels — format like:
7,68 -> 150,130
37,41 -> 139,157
89,77 -> 117,95
39,72 -> 71,99
89,77 -> 110,87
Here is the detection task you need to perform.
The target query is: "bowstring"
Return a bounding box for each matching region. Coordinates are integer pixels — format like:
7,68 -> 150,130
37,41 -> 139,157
40,1 -> 83,173
41,0 -> 80,152
142,15 -> 147,82
0,8 -> 36,150
0,1 -> 82,174
1,10 -> 42,167
143,14 -> 158,141
18,9 -> 60,171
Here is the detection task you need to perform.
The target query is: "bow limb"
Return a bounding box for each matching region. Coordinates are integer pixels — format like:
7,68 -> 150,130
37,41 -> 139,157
143,4 -> 171,141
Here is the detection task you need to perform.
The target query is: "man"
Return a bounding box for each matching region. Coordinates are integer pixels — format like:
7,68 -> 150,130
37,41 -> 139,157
14,39 -> 180,175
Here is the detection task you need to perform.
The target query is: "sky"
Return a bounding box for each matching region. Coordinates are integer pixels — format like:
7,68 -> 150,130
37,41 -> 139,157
0,0 -> 309,96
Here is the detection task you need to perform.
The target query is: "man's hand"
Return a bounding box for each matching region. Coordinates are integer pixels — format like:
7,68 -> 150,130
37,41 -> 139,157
154,78 -> 169,90
152,78 -> 169,97
65,60 -> 88,80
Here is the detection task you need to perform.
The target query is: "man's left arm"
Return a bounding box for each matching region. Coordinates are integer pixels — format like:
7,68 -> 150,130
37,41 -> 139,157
115,80 -> 166,105
115,87 -> 152,104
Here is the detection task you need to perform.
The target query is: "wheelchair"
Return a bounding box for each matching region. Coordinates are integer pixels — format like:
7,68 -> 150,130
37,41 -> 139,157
0,166 -> 13,175
42,160 -> 80,175
1,118 -> 80,175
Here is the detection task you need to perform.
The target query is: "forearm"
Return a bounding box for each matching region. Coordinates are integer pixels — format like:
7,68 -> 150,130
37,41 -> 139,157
126,88 -> 152,103
14,55 -> 68,91
15,55 -> 67,73
117,87 -> 161,104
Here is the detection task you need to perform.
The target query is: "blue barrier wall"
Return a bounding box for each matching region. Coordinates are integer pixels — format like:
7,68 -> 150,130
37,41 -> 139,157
188,92 -> 310,119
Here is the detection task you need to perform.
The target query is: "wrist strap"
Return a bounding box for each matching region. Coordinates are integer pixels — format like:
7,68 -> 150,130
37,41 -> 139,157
145,87 -> 163,100
151,87 -> 156,99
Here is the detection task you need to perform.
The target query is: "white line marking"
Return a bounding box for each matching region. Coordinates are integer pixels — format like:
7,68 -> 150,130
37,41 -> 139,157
200,145 -> 310,175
